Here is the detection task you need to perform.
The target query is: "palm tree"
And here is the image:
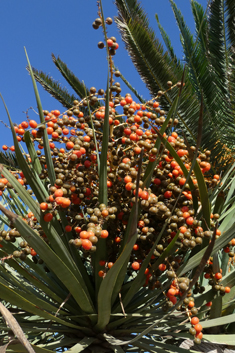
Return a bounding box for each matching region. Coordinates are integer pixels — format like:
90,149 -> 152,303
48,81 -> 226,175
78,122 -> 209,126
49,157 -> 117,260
114,0 -> 235,172
1,2 -> 235,353
32,0 -> 235,173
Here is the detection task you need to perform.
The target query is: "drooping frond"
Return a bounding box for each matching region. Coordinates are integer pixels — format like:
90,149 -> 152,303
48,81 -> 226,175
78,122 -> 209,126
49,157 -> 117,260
114,0 -> 202,146
114,0 -> 183,97
191,0 -> 208,54
30,67 -> 78,109
155,13 -> 180,66
0,151 -> 19,170
52,54 -> 90,100
225,0 -> 235,48
208,0 -> 228,92
114,0 -> 235,172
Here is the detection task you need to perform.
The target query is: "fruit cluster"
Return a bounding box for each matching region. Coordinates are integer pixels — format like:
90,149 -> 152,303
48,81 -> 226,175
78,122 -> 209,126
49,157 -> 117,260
0,11 -> 233,345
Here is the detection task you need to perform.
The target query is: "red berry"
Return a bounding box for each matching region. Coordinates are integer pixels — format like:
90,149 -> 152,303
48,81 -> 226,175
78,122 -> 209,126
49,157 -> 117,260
215,272 -> 222,280
164,191 -> 172,198
43,213 -> 53,222
158,264 -> 166,271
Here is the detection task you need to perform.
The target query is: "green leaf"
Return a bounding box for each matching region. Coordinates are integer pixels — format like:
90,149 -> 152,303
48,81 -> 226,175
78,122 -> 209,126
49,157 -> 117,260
202,334 -> 235,345
209,294 -> 222,319
52,54 -> 90,100
24,131 -> 42,176
31,67 -> 77,109
95,198 -> 139,331
0,205 -> 95,314
24,47 -> 56,186
0,94 -> 48,204
67,337 -> 96,353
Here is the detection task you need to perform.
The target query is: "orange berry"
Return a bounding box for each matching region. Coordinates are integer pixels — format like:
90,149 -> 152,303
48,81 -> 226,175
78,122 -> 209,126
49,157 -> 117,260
98,270 -> 105,278
158,263 -> 166,271
191,317 -> 199,325
81,239 -> 92,250
194,324 -> 203,333
80,231 -> 89,239
168,288 -> 176,296
65,225 -> 72,232
108,262 -> 114,269
54,189 -> 64,197
100,230 -> 109,238
195,332 -> 203,339
61,198 -> 71,208
215,272 -> 222,280
66,141 -> 74,150
40,202 -> 48,211
132,262 -> 140,270
29,120 -> 37,128
225,286 -> 231,293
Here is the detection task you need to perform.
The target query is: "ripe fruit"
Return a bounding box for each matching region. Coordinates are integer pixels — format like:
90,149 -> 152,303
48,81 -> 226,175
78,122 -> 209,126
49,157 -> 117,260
29,120 -> 38,128
215,272 -> 222,280
40,202 -> 48,211
191,317 -> 199,325
132,262 -> 140,270
159,264 -> 166,271
81,239 -> 92,250
66,141 -> 74,150
100,230 -> 109,238
194,323 -> 203,333
43,213 -> 53,222
65,225 -> 72,232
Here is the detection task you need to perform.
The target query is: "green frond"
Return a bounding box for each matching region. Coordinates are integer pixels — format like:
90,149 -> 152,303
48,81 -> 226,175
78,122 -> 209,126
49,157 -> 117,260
155,13 -> 181,66
208,0 -> 228,92
226,0 -> 235,48
114,0 -> 183,97
191,0 -> 208,53
52,54 -> 90,100
30,67 -> 78,109
0,151 -> 19,170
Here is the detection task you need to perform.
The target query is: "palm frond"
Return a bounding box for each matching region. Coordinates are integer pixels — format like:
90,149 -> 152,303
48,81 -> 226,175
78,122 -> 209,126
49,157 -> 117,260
0,151 -> 19,170
226,0 -> 235,48
52,54 -> 90,100
208,0 -> 228,93
155,13 -> 180,66
114,0 -> 183,97
30,68 -> 78,109
191,0 -> 208,54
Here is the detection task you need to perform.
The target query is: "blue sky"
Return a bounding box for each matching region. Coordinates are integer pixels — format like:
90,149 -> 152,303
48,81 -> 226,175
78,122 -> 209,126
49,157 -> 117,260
0,0 -> 207,148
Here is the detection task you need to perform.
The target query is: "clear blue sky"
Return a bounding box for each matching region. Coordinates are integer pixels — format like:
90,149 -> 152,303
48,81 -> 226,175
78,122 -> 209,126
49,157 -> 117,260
0,0 -> 207,148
